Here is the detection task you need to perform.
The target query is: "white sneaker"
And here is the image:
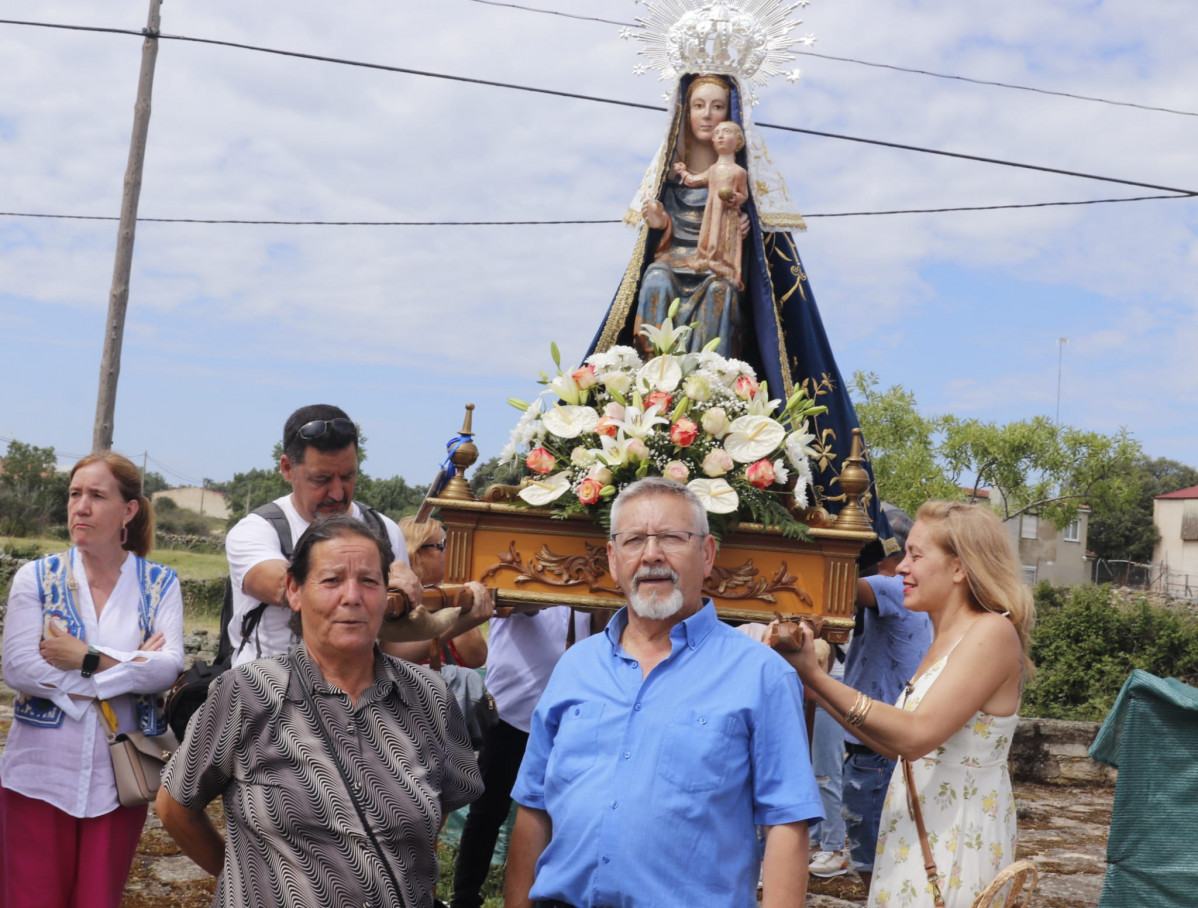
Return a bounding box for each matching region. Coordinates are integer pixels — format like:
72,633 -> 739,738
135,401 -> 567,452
809,850 -> 849,878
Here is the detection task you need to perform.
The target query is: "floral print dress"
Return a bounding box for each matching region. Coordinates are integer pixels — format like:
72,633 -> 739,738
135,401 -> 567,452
868,644 -> 1018,908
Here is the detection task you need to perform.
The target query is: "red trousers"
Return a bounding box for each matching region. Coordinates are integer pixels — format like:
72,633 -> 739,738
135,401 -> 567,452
0,781 -> 147,908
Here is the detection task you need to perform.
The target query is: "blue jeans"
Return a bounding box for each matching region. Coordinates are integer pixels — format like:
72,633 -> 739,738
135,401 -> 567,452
842,748 -> 896,872
808,706 -> 846,852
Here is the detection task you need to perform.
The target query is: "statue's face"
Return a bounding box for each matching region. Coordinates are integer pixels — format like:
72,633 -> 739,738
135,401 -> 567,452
688,82 -> 730,145
712,122 -> 741,155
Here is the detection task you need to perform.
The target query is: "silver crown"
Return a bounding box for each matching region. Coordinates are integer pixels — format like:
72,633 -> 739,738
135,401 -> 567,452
624,0 -> 815,104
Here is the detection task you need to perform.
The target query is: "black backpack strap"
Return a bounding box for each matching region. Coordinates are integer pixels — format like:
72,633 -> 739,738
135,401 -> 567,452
221,502 -> 296,661
356,503 -> 387,540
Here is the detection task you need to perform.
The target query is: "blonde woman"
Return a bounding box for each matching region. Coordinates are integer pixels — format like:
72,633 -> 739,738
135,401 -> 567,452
786,501 -> 1035,907
381,516 -> 488,668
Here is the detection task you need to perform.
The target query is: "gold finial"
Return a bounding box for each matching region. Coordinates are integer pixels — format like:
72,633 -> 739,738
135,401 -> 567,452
440,404 -> 479,501
832,428 -> 872,531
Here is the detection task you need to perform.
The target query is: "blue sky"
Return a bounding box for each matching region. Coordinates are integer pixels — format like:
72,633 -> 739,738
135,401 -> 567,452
1,0 -> 1196,490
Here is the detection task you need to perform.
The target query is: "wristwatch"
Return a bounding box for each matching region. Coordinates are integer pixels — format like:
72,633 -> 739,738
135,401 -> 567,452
81,646 -> 101,678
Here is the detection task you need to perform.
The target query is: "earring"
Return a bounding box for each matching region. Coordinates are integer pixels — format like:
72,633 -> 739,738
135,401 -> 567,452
120,524 -> 129,546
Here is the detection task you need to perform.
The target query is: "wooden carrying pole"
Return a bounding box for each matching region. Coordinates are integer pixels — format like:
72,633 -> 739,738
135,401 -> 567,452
92,0 -> 163,453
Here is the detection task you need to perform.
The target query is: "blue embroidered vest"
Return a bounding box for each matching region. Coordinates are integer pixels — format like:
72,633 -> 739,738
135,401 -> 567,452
13,549 -> 177,735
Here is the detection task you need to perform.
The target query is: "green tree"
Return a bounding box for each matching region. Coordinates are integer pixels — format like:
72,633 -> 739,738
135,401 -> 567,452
357,474 -> 428,520
1087,456 -> 1198,563
468,455 -> 525,498
221,467 -> 290,526
851,371 -> 1141,525
0,440 -> 67,535
141,470 -> 170,496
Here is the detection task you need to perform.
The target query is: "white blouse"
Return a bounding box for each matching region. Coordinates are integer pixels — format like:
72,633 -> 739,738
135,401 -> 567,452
1,549 -> 184,816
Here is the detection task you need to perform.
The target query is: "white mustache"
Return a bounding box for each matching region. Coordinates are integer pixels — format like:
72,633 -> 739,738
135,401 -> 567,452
634,567 -> 678,586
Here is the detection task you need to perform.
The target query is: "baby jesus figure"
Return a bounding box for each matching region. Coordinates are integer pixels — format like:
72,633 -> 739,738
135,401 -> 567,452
674,120 -> 749,290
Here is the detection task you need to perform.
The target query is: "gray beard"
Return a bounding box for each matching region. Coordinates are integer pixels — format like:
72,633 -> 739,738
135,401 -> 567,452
628,586 -> 685,620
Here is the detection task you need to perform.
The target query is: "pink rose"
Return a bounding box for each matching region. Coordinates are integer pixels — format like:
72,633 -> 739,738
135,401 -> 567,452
662,460 -> 690,483
603,401 -> 626,419
627,438 -> 650,461
576,477 -> 603,505
596,417 -> 620,438
746,458 -> 776,489
646,390 -> 673,413
701,448 -> 734,477
735,375 -> 759,401
670,417 -> 698,447
525,447 -> 555,475
572,365 -> 598,390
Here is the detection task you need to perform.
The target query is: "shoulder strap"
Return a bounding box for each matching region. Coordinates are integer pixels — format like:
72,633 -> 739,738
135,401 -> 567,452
356,503 -> 387,537
253,501 -> 295,559
902,758 -> 946,908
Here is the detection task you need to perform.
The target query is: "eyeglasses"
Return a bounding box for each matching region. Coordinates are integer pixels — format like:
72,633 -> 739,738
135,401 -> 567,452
420,541 -> 447,552
610,531 -> 704,554
296,417 -> 357,442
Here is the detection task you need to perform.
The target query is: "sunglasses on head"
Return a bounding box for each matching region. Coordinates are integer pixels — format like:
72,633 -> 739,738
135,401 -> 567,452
296,417 -> 356,441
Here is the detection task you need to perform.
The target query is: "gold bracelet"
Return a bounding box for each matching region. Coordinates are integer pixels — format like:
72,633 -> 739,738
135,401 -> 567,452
845,691 -> 867,726
853,695 -> 874,728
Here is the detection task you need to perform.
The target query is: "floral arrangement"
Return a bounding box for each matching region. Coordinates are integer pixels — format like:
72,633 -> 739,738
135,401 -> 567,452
501,303 -> 827,538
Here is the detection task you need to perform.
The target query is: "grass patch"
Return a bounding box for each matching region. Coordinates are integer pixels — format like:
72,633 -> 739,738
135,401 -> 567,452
0,535 -> 227,581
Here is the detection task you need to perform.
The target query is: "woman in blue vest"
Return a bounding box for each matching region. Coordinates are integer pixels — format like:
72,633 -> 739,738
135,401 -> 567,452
1,452 -> 184,908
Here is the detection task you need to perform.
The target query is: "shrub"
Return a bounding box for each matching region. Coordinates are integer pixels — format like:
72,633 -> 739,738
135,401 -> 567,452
1024,584 -> 1198,721
181,577 -> 225,620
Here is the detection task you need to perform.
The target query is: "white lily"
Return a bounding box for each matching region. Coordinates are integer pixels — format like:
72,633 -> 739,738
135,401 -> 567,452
723,415 -> 787,463
541,404 -> 600,439
614,403 -> 670,439
687,478 -> 740,514
784,422 -> 819,468
636,355 -> 683,393
517,472 -> 572,506
638,314 -> 691,356
547,373 -> 585,406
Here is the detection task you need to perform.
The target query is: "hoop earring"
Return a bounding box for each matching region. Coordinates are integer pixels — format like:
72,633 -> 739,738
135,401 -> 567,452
120,524 -> 129,547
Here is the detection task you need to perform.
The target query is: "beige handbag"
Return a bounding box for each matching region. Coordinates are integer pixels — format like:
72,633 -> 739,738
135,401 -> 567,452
97,701 -> 178,808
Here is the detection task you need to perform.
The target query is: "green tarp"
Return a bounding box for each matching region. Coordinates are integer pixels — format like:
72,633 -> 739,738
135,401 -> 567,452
1090,670 -> 1198,908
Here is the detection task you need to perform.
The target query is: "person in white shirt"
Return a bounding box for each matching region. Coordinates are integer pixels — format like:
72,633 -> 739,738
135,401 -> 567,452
1,452 -> 185,908
224,404 -> 421,665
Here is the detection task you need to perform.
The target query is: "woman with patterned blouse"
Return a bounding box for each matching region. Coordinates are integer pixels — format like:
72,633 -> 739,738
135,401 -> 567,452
157,516 -> 483,908
784,501 -> 1036,907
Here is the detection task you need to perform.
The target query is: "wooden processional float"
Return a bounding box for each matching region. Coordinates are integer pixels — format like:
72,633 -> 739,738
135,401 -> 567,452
405,405 -> 876,644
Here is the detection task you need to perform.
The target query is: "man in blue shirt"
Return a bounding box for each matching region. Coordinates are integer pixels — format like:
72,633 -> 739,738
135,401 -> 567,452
506,477 -> 824,908
841,504 -> 931,889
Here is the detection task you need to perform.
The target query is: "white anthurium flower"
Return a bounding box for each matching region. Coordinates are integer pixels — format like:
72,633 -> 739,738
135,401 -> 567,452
687,478 -> 740,514
517,472 -> 572,506
541,404 -> 600,439
723,415 -> 787,463
636,355 -> 683,393
784,423 -> 819,469
615,403 -> 670,439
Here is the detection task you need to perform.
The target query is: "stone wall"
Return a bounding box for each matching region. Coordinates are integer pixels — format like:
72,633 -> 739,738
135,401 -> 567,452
1011,717 -> 1116,786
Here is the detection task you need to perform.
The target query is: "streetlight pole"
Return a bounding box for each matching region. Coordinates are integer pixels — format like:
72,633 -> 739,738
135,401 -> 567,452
1055,337 -> 1068,423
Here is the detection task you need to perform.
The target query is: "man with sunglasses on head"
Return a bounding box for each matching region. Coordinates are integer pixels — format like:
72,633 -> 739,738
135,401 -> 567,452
505,477 -> 824,908
224,404 -> 422,666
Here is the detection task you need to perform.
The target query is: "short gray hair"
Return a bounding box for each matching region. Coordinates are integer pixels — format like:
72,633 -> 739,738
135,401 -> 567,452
609,477 -> 709,537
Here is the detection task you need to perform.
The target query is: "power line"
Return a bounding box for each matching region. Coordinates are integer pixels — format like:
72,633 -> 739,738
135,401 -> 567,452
463,2 -> 1198,118
2,193 -> 1192,229
463,0 -> 633,27
793,51 -> 1198,119
1,18 -> 1193,197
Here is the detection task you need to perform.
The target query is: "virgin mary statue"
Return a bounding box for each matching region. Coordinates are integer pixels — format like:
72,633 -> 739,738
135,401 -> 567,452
587,61 -> 894,553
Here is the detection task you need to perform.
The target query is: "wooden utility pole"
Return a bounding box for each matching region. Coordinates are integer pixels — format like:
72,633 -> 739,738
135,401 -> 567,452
92,0 -> 163,453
